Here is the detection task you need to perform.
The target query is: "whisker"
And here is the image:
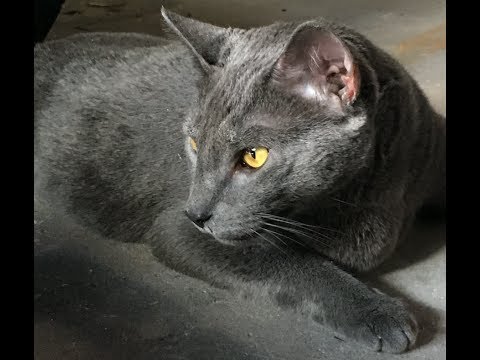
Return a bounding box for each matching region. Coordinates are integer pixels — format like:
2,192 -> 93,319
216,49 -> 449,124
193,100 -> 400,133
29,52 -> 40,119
329,196 -> 358,207
261,222 -> 332,248
258,214 -> 337,243
262,227 -> 307,249
259,227 -> 290,249
258,212 -> 344,235
251,229 -> 289,255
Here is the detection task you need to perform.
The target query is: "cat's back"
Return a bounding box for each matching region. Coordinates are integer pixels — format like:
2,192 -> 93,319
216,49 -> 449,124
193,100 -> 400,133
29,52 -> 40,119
34,32 -> 201,233
34,32 -> 199,113
34,33 -> 166,93
35,32 -> 201,175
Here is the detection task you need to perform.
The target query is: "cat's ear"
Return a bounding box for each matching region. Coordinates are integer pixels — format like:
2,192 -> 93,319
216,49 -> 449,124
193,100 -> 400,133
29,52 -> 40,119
161,7 -> 228,71
272,24 -> 360,110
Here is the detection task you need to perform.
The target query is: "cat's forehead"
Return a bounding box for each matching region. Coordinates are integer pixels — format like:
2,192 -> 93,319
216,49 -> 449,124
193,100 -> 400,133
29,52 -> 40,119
229,23 -> 297,58
189,26 -> 295,129
184,22 -> 345,140
185,97 -> 266,151
189,105 -> 251,144
205,24 -> 296,89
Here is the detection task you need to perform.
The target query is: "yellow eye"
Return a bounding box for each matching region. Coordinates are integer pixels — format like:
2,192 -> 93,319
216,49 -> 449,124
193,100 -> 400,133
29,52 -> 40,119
189,137 -> 198,152
242,147 -> 269,169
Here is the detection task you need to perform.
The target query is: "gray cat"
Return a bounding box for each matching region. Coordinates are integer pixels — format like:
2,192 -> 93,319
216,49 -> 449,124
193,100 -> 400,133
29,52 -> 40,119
34,8 -> 445,354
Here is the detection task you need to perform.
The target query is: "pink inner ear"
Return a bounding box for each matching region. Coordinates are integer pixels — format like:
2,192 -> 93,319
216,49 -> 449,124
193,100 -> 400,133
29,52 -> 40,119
339,65 -> 358,104
273,27 -> 360,108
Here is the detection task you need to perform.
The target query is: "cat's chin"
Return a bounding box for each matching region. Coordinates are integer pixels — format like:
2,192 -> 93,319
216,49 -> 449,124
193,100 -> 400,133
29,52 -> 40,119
213,238 -> 242,246
211,234 -> 257,247
191,223 -> 254,246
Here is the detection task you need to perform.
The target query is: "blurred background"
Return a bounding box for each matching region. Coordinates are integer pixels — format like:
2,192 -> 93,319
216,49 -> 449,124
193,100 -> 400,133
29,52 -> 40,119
34,1 -> 445,359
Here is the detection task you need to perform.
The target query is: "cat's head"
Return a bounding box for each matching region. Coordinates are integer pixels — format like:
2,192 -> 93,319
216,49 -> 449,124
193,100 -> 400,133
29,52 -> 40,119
162,8 -> 375,245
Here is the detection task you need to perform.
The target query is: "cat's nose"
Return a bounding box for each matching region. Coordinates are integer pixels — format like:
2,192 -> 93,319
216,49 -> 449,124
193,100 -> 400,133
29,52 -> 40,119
184,209 -> 212,229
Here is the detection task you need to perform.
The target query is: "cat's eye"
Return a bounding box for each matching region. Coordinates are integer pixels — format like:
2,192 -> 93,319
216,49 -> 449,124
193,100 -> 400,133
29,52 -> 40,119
242,147 -> 269,169
189,137 -> 198,152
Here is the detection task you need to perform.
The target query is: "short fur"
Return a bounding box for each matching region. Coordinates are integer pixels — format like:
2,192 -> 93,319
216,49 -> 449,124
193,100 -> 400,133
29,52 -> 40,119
34,9 -> 445,353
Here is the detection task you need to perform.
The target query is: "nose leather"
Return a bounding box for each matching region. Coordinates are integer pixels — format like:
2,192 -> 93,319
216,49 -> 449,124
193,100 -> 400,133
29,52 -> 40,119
184,209 -> 212,228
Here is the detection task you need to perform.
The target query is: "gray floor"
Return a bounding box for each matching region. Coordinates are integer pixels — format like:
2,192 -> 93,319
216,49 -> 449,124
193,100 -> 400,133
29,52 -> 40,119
35,1 -> 446,359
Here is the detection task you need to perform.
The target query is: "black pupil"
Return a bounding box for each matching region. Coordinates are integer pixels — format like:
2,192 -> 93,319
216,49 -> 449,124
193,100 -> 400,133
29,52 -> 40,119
250,148 -> 256,159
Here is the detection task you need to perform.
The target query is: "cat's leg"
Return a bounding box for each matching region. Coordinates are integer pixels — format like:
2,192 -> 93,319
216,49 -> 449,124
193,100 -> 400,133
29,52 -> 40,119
416,113 -> 446,219
148,210 -> 417,354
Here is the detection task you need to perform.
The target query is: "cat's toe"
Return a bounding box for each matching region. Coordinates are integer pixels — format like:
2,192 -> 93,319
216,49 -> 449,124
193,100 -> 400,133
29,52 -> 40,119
358,299 -> 418,353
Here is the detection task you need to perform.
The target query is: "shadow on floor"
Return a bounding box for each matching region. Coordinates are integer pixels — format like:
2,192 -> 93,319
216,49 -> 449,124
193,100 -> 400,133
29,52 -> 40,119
35,249 -> 265,360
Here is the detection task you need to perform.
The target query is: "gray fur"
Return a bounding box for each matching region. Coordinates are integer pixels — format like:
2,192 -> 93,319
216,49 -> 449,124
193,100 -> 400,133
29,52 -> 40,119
34,9 -> 445,354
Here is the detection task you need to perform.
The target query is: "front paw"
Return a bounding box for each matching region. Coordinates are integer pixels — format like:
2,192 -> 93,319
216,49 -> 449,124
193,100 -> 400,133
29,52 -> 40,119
330,296 -> 418,353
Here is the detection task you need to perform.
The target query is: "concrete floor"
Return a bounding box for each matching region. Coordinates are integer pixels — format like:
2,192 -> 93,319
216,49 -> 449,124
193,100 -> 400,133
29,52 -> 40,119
35,1 -> 446,359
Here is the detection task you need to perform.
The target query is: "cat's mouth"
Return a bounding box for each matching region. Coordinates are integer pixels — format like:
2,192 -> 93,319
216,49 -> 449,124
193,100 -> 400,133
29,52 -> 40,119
193,223 -> 258,246
186,210 -> 266,246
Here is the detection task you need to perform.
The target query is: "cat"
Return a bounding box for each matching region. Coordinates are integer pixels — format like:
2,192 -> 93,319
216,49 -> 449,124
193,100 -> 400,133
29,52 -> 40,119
34,8 -> 445,354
